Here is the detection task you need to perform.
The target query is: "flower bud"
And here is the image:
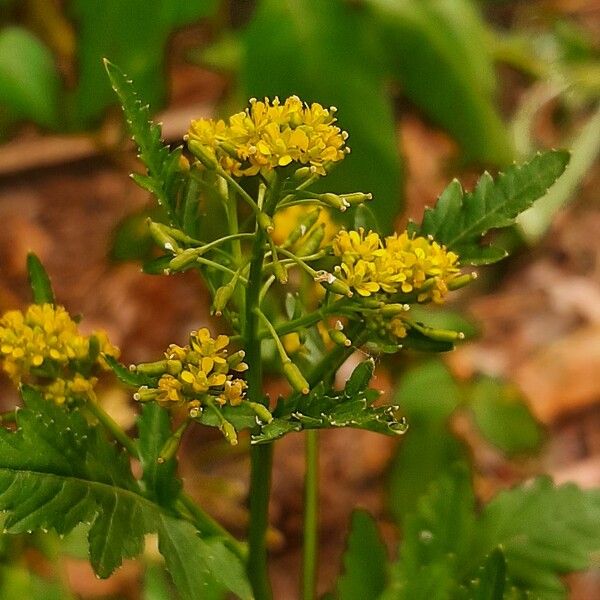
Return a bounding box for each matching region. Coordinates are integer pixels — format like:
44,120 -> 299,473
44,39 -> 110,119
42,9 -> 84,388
246,401 -> 273,424
257,211 -> 274,233
282,360 -> 310,395
380,303 -> 411,316
319,193 -> 350,212
187,140 -> 218,170
212,281 -> 236,316
296,223 -> 325,256
341,192 -> 373,205
148,221 -> 180,253
329,328 -> 352,347
169,248 -> 201,271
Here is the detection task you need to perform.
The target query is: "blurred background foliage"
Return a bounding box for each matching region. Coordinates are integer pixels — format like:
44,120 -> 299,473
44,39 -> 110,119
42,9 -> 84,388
0,0 -> 599,598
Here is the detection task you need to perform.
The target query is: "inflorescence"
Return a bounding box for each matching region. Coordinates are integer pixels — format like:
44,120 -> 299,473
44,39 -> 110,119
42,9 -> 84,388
134,328 -> 248,417
187,96 -> 349,177
0,303 -> 119,405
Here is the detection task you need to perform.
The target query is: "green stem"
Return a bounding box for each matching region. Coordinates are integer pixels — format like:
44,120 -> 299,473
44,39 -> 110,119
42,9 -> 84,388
299,325 -> 367,599
302,429 -> 319,600
86,397 -> 139,457
245,225 -> 274,600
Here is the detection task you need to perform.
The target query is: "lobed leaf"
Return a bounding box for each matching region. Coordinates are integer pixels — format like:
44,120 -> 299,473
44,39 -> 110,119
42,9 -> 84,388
252,366 -> 407,444
0,387 -> 250,599
104,59 -> 183,219
412,151 -> 570,264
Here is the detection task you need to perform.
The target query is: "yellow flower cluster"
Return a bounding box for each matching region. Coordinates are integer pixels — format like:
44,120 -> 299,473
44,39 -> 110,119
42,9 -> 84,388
136,328 -> 248,415
332,229 -> 460,302
188,96 -> 348,177
0,303 -> 119,404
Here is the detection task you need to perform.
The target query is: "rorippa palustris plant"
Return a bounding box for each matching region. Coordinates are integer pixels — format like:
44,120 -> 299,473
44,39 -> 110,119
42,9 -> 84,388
0,60 -> 569,600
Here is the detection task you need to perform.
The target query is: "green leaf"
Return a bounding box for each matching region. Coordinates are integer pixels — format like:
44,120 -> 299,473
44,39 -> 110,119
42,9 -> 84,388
143,563 -> 176,600
389,360 -> 468,522
469,377 -> 543,456
479,478 -> 600,597
384,464 -> 476,600
365,0 -> 512,165
337,509 -> 388,600
157,515 -> 252,600
0,387 -> 251,599
68,0 -> 219,126
389,424 -> 468,525
241,0 -> 403,232
414,151 -> 570,264
137,403 -> 182,506
0,27 -> 61,128
252,384 -> 406,444
395,359 -> 461,424
467,548 -> 507,600
104,60 -> 184,220
26,253 -> 55,305
344,359 -> 375,398
0,387 -> 145,577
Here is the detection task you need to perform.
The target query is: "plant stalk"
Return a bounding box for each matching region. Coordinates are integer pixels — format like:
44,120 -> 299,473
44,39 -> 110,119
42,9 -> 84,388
245,224 -> 274,600
302,429 -> 319,600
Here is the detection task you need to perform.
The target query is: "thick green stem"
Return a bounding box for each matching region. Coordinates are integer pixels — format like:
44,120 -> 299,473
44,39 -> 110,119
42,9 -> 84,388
245,225 -> 274,599
302,429 -> 319,600
248,443 -> 274,600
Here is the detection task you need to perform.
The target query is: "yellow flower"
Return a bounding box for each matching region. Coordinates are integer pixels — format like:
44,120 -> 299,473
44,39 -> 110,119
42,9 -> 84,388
137,328 -> 248,413
332,230 -> 461,303
0,303 -> 119,405
188,96 -> 349,177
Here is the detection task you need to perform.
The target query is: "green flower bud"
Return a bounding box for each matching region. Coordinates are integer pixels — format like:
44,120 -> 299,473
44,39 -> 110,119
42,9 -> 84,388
283,360 -> 310,395
148,221 -> 180,253
295,223 -> 325,256
187,140 -> 218,170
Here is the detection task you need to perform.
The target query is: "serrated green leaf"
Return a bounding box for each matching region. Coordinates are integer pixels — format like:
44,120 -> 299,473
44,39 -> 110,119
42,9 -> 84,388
469,377 -> 543,456
0,27 -> 61,129
157,515 -> 252,600
252,385 -> 406,444
137,403 -> 182,506
241,0 -> 403,232
337,509 -> 388,600
143,563 -> 176,600
69,0 -> 219,126
26,253 -> 55,305
0,387 -> 145,577
0,387 -> 251,599
104,60 -> 183,219
365,0 -> 512,166
479,478 -> 600,596
415,151 -> 569,264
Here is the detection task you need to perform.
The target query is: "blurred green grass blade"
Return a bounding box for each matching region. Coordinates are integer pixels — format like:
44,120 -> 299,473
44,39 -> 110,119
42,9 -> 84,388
241,0 -> 403,232
471,549 -> 507,600
366,0 -> 513,165
0,27 -> 61,129
68,0 -> 220,126
26,252 -> 55,305
518,104 -> 600,242
337,510 -> 388,600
